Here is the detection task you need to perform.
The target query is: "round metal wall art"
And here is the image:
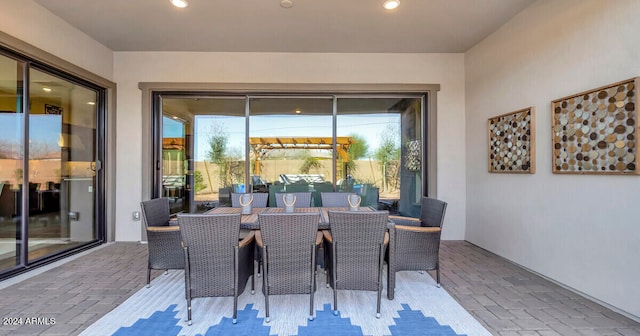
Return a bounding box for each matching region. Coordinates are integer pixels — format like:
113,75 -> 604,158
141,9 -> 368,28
488,107 -> 535,173
551,77 -> 639,174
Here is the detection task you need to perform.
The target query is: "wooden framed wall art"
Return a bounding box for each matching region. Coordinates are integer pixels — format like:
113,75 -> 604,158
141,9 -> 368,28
551,77 -> 639,174
488,107 -> 535,173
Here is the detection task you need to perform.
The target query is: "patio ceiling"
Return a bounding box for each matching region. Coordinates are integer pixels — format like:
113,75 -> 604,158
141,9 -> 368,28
33,0 -> 535,53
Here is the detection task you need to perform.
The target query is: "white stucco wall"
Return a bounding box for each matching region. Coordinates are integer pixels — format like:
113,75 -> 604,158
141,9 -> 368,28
0,0 -> 113,80
466,0 -> 640,319
113,52 -> 467,242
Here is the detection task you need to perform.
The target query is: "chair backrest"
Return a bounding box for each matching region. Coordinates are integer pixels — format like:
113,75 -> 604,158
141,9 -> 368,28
320,192 -> 356,207
258,213 -> 319,294
259,213 -> 319,247
140,197 -> 170,227
231,193 -> 268,208
420,197 -> 447,228
327,210 -> 389,290
328,210 -> 388,245
178,213 -> 241,297
275,192 -> 312,208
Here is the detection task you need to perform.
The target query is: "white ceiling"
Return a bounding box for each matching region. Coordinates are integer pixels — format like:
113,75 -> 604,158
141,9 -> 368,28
33,0 -> 535,53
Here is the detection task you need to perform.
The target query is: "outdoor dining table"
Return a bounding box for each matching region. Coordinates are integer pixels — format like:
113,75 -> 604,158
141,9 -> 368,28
205,206 -> 375,230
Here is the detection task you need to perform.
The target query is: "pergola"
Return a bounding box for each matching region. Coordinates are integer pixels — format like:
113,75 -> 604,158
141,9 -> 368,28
249,136 -> 353,175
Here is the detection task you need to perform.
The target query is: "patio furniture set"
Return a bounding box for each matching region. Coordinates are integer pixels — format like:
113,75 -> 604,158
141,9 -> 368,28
139,192 -> 447,325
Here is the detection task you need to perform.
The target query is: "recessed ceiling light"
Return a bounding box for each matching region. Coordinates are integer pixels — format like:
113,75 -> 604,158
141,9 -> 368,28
42,87 -> 52,92
383,0 -> 400,10
280,0 -> 293,9
87,102 -> 95,105
295,109 -> 301,114
170,0 -> 189,8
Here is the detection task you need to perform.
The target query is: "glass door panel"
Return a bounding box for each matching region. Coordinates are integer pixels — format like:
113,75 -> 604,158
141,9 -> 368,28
0,54 -> 24,271
162,97 -> 245,213
28,68 -> 98,260
337,97 -> 422,215
161,114 -> 188,214
249,97 -> 333,207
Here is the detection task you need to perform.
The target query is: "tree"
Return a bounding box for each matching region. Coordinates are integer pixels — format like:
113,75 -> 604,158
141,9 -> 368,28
193,170 -> 207,192
299,150 -> 323,174
206,123 -> 228,165
206,122 -> 245,188
345,133 -> 369,174
373,125 -> 400,191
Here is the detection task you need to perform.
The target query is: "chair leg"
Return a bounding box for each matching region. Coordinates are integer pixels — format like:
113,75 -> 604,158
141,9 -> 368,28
183,245 -> 192,324
233,247 -> 239,324
263,246 -> 270,323
332,243 -> 338,316
164,269 -> 169,275
251,268 -> 255,295
146,267 -> 151,288
436,264 -> 441,288
256,245 -> 262,278
309,244 -> 316,321
387,269 -> 395,300
186,298 -> 192,326
376,243 -> 384,318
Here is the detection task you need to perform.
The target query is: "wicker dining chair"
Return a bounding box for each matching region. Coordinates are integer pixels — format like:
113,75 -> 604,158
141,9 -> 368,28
274,192 -> 312,208
320,192 -> 356,207
387,197 -> 447,300
231,193 -> 269,208
178,213 -> 255,325
257,212 -> 322,322
140,198 -> 184,288
324,210 -> 389,318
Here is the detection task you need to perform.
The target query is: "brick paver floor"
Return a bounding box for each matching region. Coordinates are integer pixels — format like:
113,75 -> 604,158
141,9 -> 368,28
0,241 -> 638,335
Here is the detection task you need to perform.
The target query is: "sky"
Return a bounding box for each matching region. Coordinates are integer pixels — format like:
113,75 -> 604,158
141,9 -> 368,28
0,114 -> 61,154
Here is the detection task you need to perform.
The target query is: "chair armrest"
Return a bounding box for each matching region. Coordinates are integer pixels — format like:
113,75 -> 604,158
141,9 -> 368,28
316,231 -> 323,245
322,230 -> 332,243
147,226 -> 180,232
239,231 -> 255,247
395,225 -> 441,233
389,215 -> 421,227
255,230 -> 264,247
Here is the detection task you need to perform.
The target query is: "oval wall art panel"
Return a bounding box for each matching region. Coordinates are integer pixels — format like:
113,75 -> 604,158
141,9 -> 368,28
488,107 -> 536,174
551,77 -> 639,174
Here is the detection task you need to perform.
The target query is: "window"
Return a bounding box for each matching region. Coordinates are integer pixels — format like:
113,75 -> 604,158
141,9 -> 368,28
153,93 -> 426,216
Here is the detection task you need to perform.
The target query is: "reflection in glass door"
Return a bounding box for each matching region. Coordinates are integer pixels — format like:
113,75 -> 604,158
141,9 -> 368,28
27,68 -> 99,261
161,114 -> 189,214
0,54 -> 24,272
160,97 -> 246,214
0,49 -> 105,276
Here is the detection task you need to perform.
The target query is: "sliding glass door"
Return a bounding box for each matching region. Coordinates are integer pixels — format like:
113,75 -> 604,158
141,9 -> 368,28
0,50 -> 106,277
153,94 -> 424,217
250,97 -> 333,207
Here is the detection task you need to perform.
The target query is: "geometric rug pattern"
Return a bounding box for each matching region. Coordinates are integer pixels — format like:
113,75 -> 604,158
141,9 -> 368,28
81,269 -> 492,336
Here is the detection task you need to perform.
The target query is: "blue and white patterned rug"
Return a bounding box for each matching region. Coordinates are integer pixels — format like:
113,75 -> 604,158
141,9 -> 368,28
80,269 -> 491,336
